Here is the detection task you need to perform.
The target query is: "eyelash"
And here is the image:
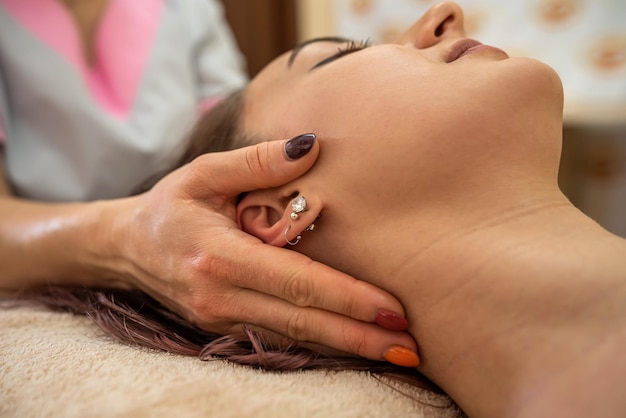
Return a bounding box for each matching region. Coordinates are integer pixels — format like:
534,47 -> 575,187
336,39 -> 373,56
311,39 -> 373,69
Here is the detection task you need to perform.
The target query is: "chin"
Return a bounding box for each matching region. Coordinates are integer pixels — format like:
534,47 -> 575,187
512,57 -> 563,105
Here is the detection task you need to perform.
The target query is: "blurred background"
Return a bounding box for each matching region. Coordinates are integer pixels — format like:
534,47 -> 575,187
221,0 -> 626,236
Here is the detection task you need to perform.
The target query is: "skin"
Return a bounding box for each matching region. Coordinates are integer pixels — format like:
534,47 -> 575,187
237,2 -> 626,417
0,0 -> 417,362
59,0 -> 109,67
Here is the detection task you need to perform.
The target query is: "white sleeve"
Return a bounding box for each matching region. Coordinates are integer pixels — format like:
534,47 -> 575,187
0,64 -> 8,145
185,0 -> 249,106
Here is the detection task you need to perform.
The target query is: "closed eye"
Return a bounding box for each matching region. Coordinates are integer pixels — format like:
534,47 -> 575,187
310,39 -> 374,70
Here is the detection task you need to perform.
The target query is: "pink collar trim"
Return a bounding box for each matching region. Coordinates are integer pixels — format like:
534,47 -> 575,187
1,0 -> 164,118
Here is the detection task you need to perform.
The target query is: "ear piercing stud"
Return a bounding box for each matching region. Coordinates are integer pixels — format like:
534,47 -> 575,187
285,196 -> 317,245
290,196 -> 307,220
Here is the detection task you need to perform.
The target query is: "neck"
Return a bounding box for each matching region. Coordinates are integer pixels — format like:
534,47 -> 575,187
355,190 -> 626,417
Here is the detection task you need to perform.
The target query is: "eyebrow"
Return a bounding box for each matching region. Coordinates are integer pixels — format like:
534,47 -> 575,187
287,36 -> 353,68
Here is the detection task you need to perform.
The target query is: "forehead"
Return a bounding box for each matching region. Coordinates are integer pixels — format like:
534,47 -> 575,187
243,41 -> 356,132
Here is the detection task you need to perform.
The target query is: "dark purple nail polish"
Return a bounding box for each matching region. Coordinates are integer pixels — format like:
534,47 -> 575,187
375,309 -> 409,331
285,133 -> 316,160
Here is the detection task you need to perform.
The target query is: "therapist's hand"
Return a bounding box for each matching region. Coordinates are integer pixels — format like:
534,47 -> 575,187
115,134 -> 418,365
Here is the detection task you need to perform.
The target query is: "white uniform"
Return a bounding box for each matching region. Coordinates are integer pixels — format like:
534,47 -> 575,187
0,0 -> 247,201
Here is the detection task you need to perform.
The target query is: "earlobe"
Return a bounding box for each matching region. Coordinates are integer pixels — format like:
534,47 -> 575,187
237,192 -> 321,247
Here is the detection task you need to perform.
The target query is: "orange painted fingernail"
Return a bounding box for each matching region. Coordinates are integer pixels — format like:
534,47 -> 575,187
383,345 -> 420,367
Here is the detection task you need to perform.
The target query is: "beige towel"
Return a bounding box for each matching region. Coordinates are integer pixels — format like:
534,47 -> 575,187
0,305 -> 465,418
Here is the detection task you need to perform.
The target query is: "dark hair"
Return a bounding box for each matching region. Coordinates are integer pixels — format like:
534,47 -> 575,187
25,90 -> 442,394
132,90 -> 256,195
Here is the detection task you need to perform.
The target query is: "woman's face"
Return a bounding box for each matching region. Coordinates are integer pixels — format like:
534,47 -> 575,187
242,1 -> 564,218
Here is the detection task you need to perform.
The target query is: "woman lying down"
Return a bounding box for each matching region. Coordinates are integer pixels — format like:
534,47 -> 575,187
22,2 -> 626,417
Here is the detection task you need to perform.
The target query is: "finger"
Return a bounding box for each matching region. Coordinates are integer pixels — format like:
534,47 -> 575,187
232,242 -> 408,327
227,288 -> 418,362
185,133 -> 319,198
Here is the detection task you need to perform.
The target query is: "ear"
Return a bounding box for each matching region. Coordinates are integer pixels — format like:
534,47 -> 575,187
237,191 -> 321,247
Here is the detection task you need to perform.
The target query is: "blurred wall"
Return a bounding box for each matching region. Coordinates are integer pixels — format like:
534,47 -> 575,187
222,0 -> 297,76
299,0 -> 626,124
296,0 -> 334,41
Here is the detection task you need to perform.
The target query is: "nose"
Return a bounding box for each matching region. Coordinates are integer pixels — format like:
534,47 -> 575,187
395,1 -> 466,49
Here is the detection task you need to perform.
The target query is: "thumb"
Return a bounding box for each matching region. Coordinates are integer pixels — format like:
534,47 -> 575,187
185,133 -> 319,198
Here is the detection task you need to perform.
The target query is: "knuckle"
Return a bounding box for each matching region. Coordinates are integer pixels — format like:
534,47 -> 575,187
183,257 -> 237,326
282,269 -> 314,307
186,155 -> 211,181
185,287 -> 223,319
190,251 -> 225,277
342,325 -> 368,357
186,292 -> 234,333
244,144 -> 272,178
181,155 -> 217,195
337,280 -> 370,320
345,289 -> 363,319
285,310 -> 310,341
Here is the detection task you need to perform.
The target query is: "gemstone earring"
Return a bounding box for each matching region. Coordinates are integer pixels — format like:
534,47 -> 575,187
290,196 -> 307,220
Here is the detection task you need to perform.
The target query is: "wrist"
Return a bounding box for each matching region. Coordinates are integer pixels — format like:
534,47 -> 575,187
79,197 -> 138,289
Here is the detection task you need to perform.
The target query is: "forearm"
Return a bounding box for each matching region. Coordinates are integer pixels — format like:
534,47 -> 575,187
0,195 -> 131,290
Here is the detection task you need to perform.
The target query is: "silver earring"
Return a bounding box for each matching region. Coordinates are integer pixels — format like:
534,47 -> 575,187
290,196 -> 307,220
284,223 -> 316,246
284,226 -> 301,246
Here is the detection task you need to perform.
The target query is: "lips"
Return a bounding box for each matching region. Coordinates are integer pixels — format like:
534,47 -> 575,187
446,39 -> 484,63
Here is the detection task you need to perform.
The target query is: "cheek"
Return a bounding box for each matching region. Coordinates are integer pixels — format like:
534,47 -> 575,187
281,68 -> 437,140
